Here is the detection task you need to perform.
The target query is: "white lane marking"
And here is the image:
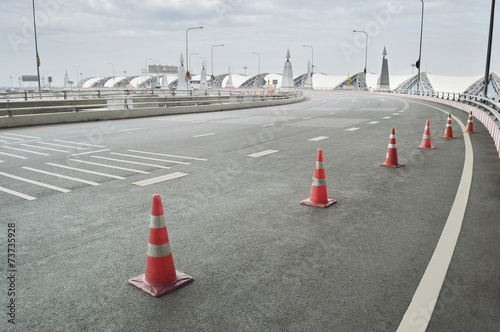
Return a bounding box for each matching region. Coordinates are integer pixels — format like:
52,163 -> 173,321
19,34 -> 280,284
0,140 -> 8,143
0,152 -> 27,159
0,186 -> 37,200
91,155 -> 171,169
308,136 -> 329,141
392,113 -> 400,116
368,121 -> 380,124
2,146 -> 49,156
399,110 -> 405,113
69,159 -> 149,174
3,133 -> 40,139
53,139 -> 105,148
247,150 -> 280,158
0,171 -> 70,193
262,123 -> 274,127
345,127 -> 360,131
20,144 -> 70,153
329,112 -> 335,115
117,128 -> 142,132
37,142 -> 88,150
397,103 -> 472,332
302,117 -> 312,120
0,135 -> 24,141
22,167 -> 101,186
383,116 -> 392,119
191,120 -> 207,123
71,149 -> 110,156
133,172 -> 189,187
193,133 -> 215,138
127,150 -> 207,161
46,163 -> 126,180
111,152 -> 190,165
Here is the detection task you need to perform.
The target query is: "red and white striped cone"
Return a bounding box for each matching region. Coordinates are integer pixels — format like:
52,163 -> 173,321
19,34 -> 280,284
379,128 -> 404,168
440,113 -> 456,139
129,194 -> 193,297
300,149 -> 337,208
417,119 -> 435,149
463,111 -> 475,133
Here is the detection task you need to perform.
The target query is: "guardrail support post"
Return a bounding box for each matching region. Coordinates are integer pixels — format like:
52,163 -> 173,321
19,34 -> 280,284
7,101 -> 12,117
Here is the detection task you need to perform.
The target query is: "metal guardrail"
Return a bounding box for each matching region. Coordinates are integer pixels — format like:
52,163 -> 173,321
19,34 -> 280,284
0,90 -> 303,118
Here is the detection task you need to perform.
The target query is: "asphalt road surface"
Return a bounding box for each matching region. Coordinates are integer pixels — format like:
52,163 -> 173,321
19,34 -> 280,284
1,91 -> 499,331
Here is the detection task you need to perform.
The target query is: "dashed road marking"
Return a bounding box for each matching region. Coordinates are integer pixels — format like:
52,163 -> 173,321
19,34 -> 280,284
383,116 -> 392,119
193,133 -> 215,138
46,163 -> 126,180
22,167 -> 101,186
302,117 -> 312,120
368,121 -> 380,124
20,144 -> 70,153
92,155 -> 171,169
71,149 -> 110,156
0,171 -> 70,193
69,159 -> 149,174
308,136 -> 329,141
127,150 -> 207,161
247,150 -> 280,158
2,146 -> 49,156
0,135 -> 24,141
0,186 -> 37,200
133,172 -> 189,187
3,133 -> 40,139
392,113 -> 400,116
262,123 -> 274,127
111,152 -> 190,165
345,127 -> 360,131
0,152 -> 27,159
54,139 -> 105,148
38,142 -> 89,150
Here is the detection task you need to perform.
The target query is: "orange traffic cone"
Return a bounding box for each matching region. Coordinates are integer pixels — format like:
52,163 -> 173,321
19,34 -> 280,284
417,119 -> 435,149
440,113 -> 456,139
129,194 -> 193,297
300,149 -> 337,208
379,128 -> 404,168
463,111 -> 475,133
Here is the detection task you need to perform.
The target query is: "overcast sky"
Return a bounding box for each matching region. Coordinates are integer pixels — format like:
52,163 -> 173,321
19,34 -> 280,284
0,0 -> 498,87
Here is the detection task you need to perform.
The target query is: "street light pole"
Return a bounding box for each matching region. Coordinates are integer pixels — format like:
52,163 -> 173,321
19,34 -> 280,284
484,0 -> 496,97
211,44 -> 224,91
353,30 -> 368,75
417,0 -> 424,94
186,26 -> 203,88
32,0 -> 42,97
303,45 -> 314,87
252,52 -> 260,87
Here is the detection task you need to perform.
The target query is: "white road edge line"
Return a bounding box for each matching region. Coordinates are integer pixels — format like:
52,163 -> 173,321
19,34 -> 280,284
0,186 -> 37,200
397,103 -> 473,332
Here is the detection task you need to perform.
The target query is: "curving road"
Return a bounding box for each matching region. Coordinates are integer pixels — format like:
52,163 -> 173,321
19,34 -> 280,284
0,91 -> 499,331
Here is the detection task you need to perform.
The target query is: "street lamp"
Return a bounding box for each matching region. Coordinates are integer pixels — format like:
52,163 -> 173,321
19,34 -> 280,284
211,44 -> 224,90
417,0 -> 424,94
186,26 -> 203,87
484,0 -> 495,97
32,0 -> 41,97
252,52 -> 260,87
303,44 -> 314,87
353,30 -> 368,74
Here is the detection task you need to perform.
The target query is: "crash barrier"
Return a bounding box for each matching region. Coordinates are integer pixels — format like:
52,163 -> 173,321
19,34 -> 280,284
0,90 -> 303,128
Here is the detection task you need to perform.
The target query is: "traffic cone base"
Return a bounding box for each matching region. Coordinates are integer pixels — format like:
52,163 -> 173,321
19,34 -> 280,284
417,145 -> 435,150
379,161 -> 404,168
300,198 -> 337,208
129,271 -> 194,298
